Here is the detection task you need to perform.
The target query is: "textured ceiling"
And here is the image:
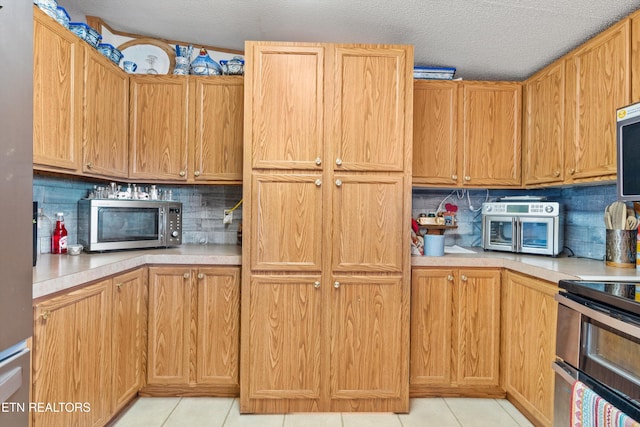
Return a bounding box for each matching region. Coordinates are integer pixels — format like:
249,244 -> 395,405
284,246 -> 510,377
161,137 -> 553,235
59,0 -> 640,80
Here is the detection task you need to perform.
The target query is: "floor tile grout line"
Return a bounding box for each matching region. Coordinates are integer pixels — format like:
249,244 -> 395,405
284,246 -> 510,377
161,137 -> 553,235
443,398 -> 465,427
159,397 -> 183,427
495,398 -> 530,427
221,398 -> 236,427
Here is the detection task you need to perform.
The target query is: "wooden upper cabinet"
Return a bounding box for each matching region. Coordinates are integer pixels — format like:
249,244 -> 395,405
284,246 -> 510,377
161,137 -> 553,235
331,46 -> 410,171
129,76 -> 189,180
413,80 -> 459,185
631,10 -> 640,103
332,174 -> 404,273
191,76 -> 243,182
250,173 -> 323,271
564,19 -> 630,182
33,7 -> 84,173
83,48 -> 129,179
523,61 -> 565,186
247,43 -> 325,170
460,81 -> 522,187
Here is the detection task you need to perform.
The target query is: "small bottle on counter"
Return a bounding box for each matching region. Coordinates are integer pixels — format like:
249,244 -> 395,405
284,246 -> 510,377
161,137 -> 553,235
51,212 -> 68,254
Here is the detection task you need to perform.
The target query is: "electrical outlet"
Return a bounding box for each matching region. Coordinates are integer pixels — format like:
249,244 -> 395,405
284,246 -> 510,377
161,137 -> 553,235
223,209 -> 233,224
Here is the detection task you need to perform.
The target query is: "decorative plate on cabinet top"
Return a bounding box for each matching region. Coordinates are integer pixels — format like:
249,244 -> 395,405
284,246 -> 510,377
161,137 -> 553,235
117,38 -> 175,74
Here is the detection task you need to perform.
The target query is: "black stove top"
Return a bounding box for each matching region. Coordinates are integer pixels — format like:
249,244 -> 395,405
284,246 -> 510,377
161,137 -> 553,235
558,280 -> 640,317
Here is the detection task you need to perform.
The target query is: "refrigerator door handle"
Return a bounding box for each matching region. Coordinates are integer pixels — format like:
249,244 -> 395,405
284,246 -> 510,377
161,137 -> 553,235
0,366 -> 22,403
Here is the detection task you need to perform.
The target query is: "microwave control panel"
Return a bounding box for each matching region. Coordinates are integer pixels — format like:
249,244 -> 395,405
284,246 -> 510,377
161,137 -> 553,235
482,202 -> 560,217
165,205 -> 182,244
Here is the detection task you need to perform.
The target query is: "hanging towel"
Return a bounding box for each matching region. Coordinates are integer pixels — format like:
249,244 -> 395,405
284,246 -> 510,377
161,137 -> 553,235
571,380 -> 640,427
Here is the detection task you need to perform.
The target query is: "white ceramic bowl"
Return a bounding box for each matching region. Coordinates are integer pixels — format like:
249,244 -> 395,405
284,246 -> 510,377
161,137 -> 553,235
68,244 -> 83,255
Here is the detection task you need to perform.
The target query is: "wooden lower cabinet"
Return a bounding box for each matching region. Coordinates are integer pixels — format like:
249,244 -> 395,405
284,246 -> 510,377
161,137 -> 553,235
32,279 -> 113,427
32,268 -> 147,427
410,268 -> 502,397
502,271 -> 558,427
144,266 -> 240,396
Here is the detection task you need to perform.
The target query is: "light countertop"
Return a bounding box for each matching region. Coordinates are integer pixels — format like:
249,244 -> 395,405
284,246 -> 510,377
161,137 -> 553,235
33,244 -> 640,300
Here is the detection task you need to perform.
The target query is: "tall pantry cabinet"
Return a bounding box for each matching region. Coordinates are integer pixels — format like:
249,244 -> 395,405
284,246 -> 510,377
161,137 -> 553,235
241,41 -> 413,413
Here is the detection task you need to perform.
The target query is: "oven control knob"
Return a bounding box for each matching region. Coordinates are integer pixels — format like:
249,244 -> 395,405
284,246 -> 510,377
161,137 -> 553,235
485,205 -> 492,212
171,230 -> 179,238
545,205 -> 554,213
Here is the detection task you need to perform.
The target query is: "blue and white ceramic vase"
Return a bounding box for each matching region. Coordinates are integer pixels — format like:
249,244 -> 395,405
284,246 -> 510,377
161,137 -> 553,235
190,48 -> 222,76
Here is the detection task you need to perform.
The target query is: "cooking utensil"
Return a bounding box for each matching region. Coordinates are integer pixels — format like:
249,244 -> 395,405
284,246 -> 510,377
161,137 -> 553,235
604,211 -> 613,229
626,216 -> 638,230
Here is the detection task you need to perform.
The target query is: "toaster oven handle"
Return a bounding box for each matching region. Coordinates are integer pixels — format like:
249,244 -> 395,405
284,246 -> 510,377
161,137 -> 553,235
512,218 -> 519,252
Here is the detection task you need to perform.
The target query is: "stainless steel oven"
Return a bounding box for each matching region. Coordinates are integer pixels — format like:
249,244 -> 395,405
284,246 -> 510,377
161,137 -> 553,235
554,280 -> 640,426
482,199 -> 563,256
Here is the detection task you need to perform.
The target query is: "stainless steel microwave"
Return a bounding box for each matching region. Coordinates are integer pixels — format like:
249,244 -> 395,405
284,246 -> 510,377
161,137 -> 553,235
78,199 -> 182,252
481,200 -> 563,256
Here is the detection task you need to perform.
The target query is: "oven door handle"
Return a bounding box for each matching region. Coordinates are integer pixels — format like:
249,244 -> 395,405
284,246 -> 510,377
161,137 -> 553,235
555,293 -> 640,340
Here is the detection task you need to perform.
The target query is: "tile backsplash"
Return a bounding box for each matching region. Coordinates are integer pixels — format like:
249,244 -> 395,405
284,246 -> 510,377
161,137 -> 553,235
34,174 -> 618,260
33,174 -> 242,254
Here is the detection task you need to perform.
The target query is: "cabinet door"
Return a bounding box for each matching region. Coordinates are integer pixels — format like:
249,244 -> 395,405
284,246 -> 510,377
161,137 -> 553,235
33,8 -> 83,173
191,76 -> 243,182
329,275 -> 408,412
410,269 -> 454,387
331,45 -> 411,171
33,280 -> 112,427
460,82 -> 521,187
244,275 -> 322,404
147,267 -> 192,384
453,269 -> 501,386
251,174 -> 323,271
83,49 -> 129,178
112,268 -> 146,412
129,76 -> 189,180
504,271 -> 557,426
332,174 -> 404,273
246,43 -> 325,170
565,19 -> 629,182
413,80 -> 459,185
523,61 -> 565,186
195,267 -> 240,388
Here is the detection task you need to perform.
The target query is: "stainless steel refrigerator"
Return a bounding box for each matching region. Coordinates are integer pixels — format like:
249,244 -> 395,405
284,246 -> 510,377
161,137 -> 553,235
0,1 -> 33,426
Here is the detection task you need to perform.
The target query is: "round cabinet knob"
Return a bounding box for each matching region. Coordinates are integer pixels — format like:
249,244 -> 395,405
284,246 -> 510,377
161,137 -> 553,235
194,170 -> 201,177
447,275 -> 454,281
461,275 -> 468,281
451,175 -> 458,180
569,168 -> 575,175
464,176 -> 471,181
179,170 -> 186,177
171,231 -> 179,238
197,273 -> 204,279
86,162 -> 93,169
41,311 -> 50,321
183,272 -> 190,279
334,281 -> 340,289
335,158 -> 343,166
554,170 -> 560,177
314,281 -> 321,289
315,179 -> 322,187
115,283 -> 123,289
335,179 -> 342,187
315,157 -> 322,166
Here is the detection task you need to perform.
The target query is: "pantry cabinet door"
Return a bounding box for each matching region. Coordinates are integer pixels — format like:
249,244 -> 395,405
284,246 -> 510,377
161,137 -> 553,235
244,275 -> 322,404
246,43 -> 325,170
129,76 -> 189,180
251,174 -> 324,271
147,267 -> 192,385
331,45 -> 412,172
196,267 -> 240,388
191,76 -> 244,182
83,48 -> 129,178
331,174 -> 404,272
329,275 -> 408,412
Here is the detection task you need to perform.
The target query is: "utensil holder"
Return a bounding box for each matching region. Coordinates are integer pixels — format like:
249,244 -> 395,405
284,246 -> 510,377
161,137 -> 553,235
605,229 -> 637,268
424,234 -> 445,257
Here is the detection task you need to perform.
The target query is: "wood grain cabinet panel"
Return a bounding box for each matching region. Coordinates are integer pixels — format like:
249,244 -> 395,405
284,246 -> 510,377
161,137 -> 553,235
32,280 -> 112,427
523,61 -> 565,186
410,268 -> 502,397
83,48 -> 129,179
460,82 -> 522,187
190,76 -> 243,182
564,19 -> 630,182
33,7 -> 84,174
413,80 -> 459,185
129,76 -> 190,181
503,271 -> 557,427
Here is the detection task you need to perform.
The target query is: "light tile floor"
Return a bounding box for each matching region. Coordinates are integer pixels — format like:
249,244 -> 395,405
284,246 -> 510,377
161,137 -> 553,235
109,397 -> 534,427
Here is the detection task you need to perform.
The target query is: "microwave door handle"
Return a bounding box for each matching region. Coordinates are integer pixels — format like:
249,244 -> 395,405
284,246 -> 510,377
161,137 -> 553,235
511,218 -> 518,252
159,208 -> 165,242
